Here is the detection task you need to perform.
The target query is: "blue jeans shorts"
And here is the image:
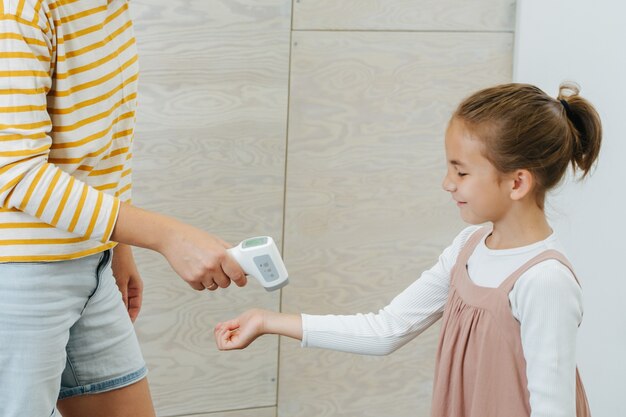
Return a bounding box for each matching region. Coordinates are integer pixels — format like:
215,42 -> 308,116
0,250 -> 147,417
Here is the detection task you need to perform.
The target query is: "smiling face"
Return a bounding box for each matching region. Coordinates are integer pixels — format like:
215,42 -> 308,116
442,118 -> 514,225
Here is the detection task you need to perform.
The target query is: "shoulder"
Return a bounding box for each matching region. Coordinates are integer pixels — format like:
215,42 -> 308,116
1,0 -> 53,37
517,259 -> 581,293
510,259 -> 583,322
515,259 -> 582,299
445,224 -> 484,256
437,225 -> 483,270
451,225 -> 483,250
1,0 -> 48,17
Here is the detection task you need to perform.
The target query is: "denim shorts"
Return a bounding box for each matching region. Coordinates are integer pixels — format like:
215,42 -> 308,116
0,250 -> 147,417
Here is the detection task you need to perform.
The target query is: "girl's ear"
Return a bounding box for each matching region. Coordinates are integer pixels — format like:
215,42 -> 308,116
509,169 -> 534,201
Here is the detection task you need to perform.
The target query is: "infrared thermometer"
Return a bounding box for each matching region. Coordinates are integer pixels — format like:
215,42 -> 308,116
227,236 -> 289,291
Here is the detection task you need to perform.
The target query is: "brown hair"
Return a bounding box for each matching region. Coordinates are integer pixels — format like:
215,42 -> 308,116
453,82 -> 602,208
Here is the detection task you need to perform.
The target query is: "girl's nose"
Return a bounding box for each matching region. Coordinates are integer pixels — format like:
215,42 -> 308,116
442,175 -> 456,192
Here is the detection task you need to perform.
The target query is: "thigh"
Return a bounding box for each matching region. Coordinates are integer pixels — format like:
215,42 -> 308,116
58,377 -> 155,417
0,258 -> 99,417
59,250 -> 149,403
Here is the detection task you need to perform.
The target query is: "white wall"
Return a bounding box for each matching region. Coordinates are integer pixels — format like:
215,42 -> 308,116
514,1 -> 626,416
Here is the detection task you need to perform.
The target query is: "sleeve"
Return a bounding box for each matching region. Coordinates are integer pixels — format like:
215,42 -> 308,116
510,260 -> 583,417
0,2 -> 120,243
301,226 -> 479,355
115,148 -> 132,203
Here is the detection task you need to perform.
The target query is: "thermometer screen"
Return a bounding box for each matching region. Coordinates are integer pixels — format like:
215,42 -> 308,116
242,237 -> 268,249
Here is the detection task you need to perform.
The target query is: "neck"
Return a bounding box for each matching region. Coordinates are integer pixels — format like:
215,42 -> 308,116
486,201 -> 552,250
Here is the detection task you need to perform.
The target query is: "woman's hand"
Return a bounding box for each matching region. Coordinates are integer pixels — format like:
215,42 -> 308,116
159,221 -> 247,291
112,243 -> 143,322
110,203 -> 247,291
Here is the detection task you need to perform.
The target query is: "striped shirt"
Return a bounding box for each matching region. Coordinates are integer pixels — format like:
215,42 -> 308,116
0,0 -> 137,262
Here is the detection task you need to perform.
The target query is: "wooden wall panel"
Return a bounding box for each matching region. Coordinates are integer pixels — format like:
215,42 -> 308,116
126,1 -> 515,416
294,0 -> 515,31
280,31 -> 513,417
179,406 -> 276,417
129,1 -> 291,415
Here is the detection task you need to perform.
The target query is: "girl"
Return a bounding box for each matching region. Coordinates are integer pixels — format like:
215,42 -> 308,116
214,83 -> 601,417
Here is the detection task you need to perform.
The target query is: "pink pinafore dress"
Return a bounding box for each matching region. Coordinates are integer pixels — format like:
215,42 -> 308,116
430,227 -> 591,417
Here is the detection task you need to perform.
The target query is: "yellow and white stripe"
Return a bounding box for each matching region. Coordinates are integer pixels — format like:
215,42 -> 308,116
0,0 -> 136,262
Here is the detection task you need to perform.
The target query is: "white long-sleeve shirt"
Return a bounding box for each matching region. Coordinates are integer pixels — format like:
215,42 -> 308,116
302,225 -> 583,417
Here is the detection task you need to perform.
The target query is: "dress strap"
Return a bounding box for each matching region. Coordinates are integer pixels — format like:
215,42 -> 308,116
452,226 -> 492,280
498,249 -> 581,293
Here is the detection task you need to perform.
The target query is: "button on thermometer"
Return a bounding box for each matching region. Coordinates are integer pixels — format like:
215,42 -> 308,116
227,236 -> 288,291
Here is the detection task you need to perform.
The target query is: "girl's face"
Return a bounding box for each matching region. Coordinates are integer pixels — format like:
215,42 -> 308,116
442,118 -> 513,225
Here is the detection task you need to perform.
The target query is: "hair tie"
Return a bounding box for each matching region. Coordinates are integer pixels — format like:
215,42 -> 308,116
559,99 -> 586,147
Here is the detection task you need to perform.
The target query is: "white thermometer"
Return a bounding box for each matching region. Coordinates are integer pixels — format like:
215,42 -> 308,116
227,236 -> 289,291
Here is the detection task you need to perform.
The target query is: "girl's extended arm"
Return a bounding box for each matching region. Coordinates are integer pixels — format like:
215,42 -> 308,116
215,309 -> 302,350
215,226 -> 480,355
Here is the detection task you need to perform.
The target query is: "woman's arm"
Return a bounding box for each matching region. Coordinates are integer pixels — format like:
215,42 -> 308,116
111,243 -> 144,322
111,202 -> 247,291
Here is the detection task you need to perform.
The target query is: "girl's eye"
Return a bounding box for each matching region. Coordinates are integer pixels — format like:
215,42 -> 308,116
457,172 -> 467,177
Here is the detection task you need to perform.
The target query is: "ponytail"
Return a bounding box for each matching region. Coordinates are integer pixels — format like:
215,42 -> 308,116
557,82 -> 602,178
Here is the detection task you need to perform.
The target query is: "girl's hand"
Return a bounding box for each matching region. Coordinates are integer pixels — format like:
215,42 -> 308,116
214,309 -> 267,350
215,310 -> 303,351
112,243 -> 143,322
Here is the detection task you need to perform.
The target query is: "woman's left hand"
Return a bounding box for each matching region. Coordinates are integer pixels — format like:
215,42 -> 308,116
112,243 -> 144,323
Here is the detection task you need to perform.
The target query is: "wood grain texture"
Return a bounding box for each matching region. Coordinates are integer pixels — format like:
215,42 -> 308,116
178,407 -> 276,417
293,0 -> 516,31
131,0 -> 290,34
279,31 -> 513,417
134,249 -> 280,416
129,1 -> 291,415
